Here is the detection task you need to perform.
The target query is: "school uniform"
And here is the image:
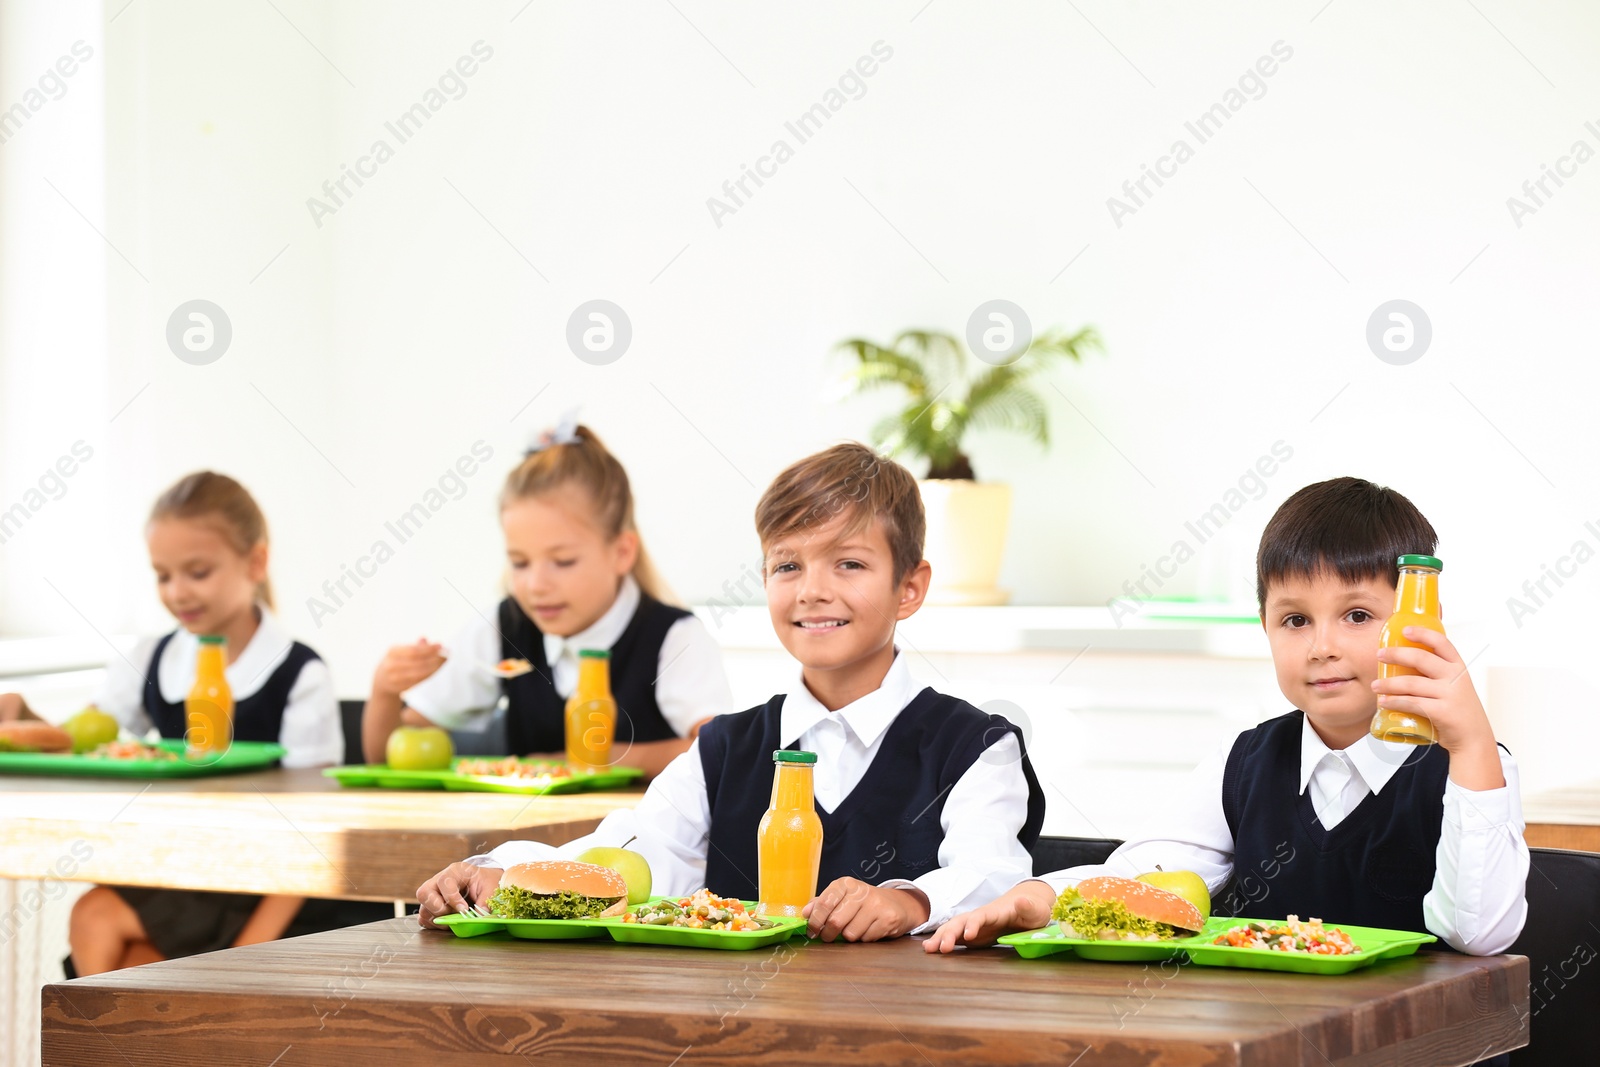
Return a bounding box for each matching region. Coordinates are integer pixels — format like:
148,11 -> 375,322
472,652 -> 1047,932
1041,709 -> 1529,956
89,606 -> 342,959
95,605 -> 342,768
403,576 -> 734,748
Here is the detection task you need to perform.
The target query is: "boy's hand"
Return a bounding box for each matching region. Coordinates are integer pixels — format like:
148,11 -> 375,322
416,862 -> 503,928
374,639 -> 446,697
803,877 -> 930,942
1373,627 -> 1504,791
924,880 -> 1057,953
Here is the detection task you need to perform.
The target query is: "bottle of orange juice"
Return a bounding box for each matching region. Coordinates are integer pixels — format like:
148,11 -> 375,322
1370,554 -> 1445,745
757,750 -> 824,916
186,635 -> 234,753
564,649 -> 617,771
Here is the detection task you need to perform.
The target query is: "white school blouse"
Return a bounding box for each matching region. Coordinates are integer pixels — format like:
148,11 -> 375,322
469,652 -> 1038,933
1039,715 -> 1528,955
92,605 -> 343,769
402,576 -> 734,738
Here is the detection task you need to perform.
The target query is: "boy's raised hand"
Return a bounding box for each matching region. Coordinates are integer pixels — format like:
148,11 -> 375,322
1372,627 -> 1505,791
924,881 -> 1056,953
416,862 -> 503,928
803,877 -> 929,942
374,639 -> 447,697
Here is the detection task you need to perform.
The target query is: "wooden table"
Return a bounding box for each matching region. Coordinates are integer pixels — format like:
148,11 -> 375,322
0,769 -> 641,901
1523,778 -> 1600,853
41,918 -> 1528,1066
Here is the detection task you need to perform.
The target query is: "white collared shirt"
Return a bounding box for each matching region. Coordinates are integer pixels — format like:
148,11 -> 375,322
1040,714 -> 1529,955
403,576 -> 733,738
471,653 -> 1038,933
1299,716 -> 1413,830
92,605 -> 343,769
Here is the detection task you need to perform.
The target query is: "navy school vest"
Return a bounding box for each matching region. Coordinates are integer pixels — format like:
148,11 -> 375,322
696,688 -> 1046,901
496,593 -> 691,756
142,632 -> 321,744
1218,709 -> 1464,932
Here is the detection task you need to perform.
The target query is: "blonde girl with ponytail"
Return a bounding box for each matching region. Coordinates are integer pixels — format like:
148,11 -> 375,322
364,423 -> 733,778
65,471 -> 342,976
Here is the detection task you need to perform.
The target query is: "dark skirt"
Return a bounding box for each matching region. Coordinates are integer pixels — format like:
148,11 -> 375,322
112,886 -> 262,959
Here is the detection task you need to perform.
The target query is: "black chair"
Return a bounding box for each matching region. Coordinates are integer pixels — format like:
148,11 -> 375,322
447,702 -> 510,756
338,699 -> 366,765
1507,847 -> 1600,1065
1030,835 -> 1123,877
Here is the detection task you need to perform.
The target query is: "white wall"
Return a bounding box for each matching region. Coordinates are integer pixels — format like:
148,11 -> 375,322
0,0 -> 107,629
3,1 -> 1599,780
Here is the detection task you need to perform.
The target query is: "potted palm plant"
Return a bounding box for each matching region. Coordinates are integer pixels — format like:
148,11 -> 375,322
839,325 -> 1101,605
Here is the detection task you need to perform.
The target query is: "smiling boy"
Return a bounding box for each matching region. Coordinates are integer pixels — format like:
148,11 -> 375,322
927,477 -> 1528,958
417,442 -> 1045,941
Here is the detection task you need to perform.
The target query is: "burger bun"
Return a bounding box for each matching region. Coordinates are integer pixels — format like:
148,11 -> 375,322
0,720 -> 73,754
1077,875 -> 1205,932
501,860 -> 628,915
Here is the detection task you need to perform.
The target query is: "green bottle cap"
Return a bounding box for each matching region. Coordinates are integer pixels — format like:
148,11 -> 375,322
578,649 -> 610,659
197,635 -> 226,645
1397,554 -> 1443,572
773,749 -> 816,764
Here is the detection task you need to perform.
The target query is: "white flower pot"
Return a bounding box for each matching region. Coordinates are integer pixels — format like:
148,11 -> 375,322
918,480 -> 1012,606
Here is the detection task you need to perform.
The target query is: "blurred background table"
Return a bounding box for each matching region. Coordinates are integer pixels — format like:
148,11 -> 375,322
1523,778 -> 1600,853
0,767 -> 642,900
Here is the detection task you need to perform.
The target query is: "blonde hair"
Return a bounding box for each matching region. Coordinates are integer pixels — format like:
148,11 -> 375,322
149,472 -> 274,609
501,425 -> 675,604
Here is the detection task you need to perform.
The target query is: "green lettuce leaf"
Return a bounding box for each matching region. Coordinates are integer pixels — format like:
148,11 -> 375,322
486,887 -> 614,920
1050,888 -> 1183,940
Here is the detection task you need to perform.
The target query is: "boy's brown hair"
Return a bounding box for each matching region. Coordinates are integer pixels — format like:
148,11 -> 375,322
1256,476 -> 1438,610
755,442 -> 925,583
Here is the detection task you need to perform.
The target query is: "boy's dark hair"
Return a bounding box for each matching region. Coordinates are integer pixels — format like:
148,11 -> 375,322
1256,477 -> 1438,610
755,442 -> 925,583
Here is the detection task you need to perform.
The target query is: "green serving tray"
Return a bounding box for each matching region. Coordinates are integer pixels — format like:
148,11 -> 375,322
434,912 -> 613,940
325,759 -> 643,795
599,910 -> 807,950
997,926 -> 1188,962
0,739 -> 285,779
1182,917 -> 1436,975
323,766 -> 458,789
999,916 -> 1436,974
435,900 -> 808,951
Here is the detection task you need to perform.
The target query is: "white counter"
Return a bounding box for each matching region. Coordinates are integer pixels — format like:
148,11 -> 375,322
692,603 -> 1270,658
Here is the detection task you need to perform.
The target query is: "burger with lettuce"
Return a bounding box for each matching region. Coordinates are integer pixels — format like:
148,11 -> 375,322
486,860 -> 629,919
1052,875 -> 1206,941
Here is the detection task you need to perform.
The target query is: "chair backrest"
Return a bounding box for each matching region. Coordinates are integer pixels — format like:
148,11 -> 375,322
1508,847 -> 1600,1065
448,703 -> 510,756
1030,835 -> 1122,877
340,699 -> 511,764
338,700 -> 366,766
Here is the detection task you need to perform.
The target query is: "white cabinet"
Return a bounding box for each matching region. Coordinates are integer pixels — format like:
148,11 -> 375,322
697,605 -> 1279,840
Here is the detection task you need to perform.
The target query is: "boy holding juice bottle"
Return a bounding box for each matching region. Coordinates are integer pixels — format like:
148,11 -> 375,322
928,477 -> 1528,958
417,442 -> 1046,941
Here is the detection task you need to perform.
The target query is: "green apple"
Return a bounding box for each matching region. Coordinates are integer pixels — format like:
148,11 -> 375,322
577,846 -> 653,905
1137,868 -> 1211,922
62,708 -> 120,753
385,725 -> 454,771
